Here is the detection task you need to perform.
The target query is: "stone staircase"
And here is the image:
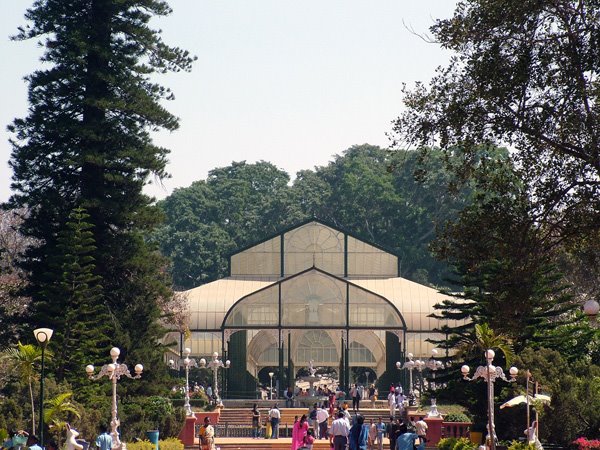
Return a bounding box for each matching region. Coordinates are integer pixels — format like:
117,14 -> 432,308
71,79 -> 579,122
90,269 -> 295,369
212,437 -> 342,449
216,406 -> 430,431
218,407 -> 314,430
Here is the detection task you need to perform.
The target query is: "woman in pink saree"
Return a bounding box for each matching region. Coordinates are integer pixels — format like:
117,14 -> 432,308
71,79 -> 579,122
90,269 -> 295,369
291,414 -> 309,450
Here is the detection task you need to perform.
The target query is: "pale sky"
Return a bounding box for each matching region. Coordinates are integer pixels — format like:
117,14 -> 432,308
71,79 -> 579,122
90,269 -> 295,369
0,1 -> 456,203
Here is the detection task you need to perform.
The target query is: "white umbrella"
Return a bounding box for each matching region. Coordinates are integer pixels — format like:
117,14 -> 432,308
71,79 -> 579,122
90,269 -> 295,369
500,394 -> 551,409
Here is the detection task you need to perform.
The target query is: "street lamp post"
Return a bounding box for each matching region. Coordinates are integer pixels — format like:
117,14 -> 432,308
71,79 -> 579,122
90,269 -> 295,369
86,347 -> 143,450
396,353 -> 415,395
425,349 -> 445,417
268,372 -> 275,400
199,352 -> 230,406
169,348 -> 197,416
461,349 -> 518,450
33,328 -> 53,447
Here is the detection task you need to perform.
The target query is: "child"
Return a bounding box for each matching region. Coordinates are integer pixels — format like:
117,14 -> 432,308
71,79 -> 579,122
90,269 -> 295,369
301,429 -> 315,450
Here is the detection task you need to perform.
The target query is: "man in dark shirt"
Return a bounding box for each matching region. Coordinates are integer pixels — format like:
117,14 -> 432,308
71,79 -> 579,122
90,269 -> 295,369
388,418 -> 402,450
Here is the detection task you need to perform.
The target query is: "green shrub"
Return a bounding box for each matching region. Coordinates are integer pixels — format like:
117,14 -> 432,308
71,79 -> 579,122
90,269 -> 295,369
126,438 -> 184,450
507,441 -> 537,450
444,413 -> 471,423
438,437 -> 459,450
126,440 -> 155,450
158,437 -> 184,450
453,437 -> 477,450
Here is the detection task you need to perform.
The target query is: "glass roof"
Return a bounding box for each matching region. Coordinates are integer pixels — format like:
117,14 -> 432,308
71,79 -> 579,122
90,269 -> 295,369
223,268 -> 405,329
230,220 -> 399,278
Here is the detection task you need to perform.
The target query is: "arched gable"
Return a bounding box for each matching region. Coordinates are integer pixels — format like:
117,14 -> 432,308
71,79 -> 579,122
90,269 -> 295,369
222,266 -> 406,330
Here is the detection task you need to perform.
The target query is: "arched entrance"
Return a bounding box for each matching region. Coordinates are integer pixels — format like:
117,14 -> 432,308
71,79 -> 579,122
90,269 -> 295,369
222,266 -> 407,398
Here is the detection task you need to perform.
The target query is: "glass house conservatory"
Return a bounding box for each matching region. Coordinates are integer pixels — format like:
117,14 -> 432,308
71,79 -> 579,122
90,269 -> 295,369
165,219 -> 463,398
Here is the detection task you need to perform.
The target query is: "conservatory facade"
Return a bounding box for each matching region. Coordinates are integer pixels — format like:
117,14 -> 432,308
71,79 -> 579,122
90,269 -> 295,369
166,219 -> 463,398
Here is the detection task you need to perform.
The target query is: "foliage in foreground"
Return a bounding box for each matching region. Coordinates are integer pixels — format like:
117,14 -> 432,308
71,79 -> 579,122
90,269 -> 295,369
126,438 -> 184,450
437,437 -> 477,450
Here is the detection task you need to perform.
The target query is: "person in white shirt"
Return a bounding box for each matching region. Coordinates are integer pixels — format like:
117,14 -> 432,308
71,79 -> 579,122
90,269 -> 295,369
388,391 -> 397,418
415,417 -> 428,444
268,404 -> 281,439
329,411 -> 351,450
316,405 -> 330,439
395,391 -> 406,416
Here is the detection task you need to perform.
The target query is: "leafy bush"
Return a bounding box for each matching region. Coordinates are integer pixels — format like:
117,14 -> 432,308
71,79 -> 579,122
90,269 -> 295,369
507,441 -> 537,450
145,396 -> 174,428
126,438 -> 184,450
452,437 -> 477,450
444,413 -> 471,423
438,437 -> 459,450
158,438 -> 184,450
125,441 -> 155,450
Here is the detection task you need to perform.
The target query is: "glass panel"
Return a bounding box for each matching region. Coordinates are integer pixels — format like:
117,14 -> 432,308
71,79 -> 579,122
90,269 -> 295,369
405,332 -> 448,359
284,222 -> 344,276
281,271 -> 346,327
186,332 -> 222,357
295,330 -> 339,365
258,344 -> 280,364
348,285 -> 403,327
349,341 -> 376,363
347,236 -> 398,277
231,235 -> 281,276
224,284 -> 279,327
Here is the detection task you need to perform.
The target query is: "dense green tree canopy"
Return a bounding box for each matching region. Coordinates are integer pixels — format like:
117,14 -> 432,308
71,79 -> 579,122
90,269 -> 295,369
392,0 -> 600,245
428,146 -> 593,358
6,0 -> 192,390
155,145 -> 470,289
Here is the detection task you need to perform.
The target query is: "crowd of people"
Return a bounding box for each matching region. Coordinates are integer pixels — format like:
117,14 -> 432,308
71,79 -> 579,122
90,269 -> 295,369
252,383 -> 429,450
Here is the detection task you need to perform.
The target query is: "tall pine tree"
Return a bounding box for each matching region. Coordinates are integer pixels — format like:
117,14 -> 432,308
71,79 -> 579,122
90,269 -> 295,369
39,207 -> 111,386
7,0 -> 193,380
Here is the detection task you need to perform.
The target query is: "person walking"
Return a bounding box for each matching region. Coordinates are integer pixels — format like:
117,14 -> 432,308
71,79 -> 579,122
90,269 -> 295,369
285,387 -> 295,408
350,384 -> 358,411
368,384 -> 377,408
415,417 -> 428,446
329,411 -> 351,450
375,417 -> 386,450
251,404 -> 261,439
395,390 -> 405,417
368,419 -> 377,450
348,414 -> 369,450
291,414 -> 309,450
357,384 -> 365,404
95,427 -> 112,450
388,418 -> 402,450
387,391 -> 396,418
309,405 -> 319,437
198,417 -> 215,450
316,404 -> 330,439
269,404 -> 281,439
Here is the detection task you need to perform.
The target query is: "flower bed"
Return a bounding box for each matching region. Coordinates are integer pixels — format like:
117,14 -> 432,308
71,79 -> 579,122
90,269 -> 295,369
571,438 -> 600,450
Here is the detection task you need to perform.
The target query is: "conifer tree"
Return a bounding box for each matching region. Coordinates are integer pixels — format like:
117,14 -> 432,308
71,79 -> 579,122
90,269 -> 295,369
7,0 -> 193,379
39,207 -> 111,385
430,151 -> 587,357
